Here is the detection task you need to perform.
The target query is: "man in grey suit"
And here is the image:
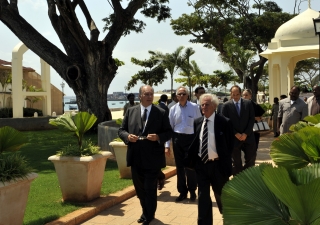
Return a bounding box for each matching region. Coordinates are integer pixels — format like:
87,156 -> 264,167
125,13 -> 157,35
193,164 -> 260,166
307,85 -> 320,115
278,86 -> 308,134
221,85 -> 255,175
118,85 -> 172,225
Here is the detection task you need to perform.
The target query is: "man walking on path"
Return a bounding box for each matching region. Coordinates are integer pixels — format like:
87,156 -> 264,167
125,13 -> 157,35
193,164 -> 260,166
165,86 -> 202,202
186,94 -> 233,225
118,85 -> 172,225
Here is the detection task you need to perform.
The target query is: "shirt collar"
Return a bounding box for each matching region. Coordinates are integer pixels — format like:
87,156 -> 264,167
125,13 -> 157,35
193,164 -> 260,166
233,99 -> 241,104
204,112 -> 215,122
140,104 -> 152,112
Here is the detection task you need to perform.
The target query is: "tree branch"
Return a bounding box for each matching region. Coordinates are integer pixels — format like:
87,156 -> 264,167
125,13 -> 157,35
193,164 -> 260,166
9,0 -> 18,13
0,1 -> 72,79
55,0 -> 91,57
78,0 -> 100,42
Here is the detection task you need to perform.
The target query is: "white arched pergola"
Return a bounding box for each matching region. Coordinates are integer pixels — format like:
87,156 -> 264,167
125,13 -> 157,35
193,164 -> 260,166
12,42 -> 52,118
260,8 -> 320,103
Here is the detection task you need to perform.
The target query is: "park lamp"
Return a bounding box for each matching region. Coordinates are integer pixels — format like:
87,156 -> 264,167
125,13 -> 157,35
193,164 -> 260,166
313,12 -> 320,85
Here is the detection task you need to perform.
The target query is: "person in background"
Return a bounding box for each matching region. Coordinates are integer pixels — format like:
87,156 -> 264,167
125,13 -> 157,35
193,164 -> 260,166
242,89 -> 265,151
221,85 -> 255,175
168,93 -> 178,110
270,97 -> 280,137
304,97 -> 308,103
307,85 -> 320,115
123,93 -> 139,116
192,86 -> 206,105
158,94 -> 169,116
217,97 -> 228,114
165,86 -> 202,202
186,94 -> 233,224
118,85 -> 172,225
278,86 -> 308,135
280,94 -> 287,100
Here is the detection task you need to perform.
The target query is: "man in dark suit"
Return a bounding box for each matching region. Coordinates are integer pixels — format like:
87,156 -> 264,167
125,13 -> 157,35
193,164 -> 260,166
158,94 -> 169,116
118,85 -> 172,225
186,93 -> 233,225
221,85 -> 255,175
192,86 -> 206,104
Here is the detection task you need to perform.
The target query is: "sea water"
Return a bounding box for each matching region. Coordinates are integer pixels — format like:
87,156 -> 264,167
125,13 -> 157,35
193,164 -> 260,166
63,96 -> 136,111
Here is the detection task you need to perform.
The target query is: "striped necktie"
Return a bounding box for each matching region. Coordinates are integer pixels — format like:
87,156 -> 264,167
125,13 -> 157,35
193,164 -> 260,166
201,119 -> 209,163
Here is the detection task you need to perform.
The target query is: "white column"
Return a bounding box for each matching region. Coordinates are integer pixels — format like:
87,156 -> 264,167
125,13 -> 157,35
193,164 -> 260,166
40,59 -> 51,116
12,42 -> 28,118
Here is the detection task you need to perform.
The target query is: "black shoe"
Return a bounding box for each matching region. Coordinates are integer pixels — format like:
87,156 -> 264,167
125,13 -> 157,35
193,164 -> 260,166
137,216 -> 146,223
175,194 -> 187,202
142,221 -> 150,225
190,192 -> 197,201
158,178 -> 165,190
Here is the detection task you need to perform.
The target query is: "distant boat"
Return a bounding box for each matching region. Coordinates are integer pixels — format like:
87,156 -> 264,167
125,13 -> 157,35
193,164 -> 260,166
69,105 -> 77,110
120,102 -> 124,104
112,103 -> 116,105
66,99 -> 77,104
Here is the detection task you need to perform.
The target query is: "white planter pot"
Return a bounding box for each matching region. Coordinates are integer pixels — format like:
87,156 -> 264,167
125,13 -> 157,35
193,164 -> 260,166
0,173 -> 38,225
48,151 -> 112,202
109,141 -> 131,179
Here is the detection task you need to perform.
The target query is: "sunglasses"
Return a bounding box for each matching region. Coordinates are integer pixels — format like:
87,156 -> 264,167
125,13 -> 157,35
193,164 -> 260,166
177,93 -> 187,96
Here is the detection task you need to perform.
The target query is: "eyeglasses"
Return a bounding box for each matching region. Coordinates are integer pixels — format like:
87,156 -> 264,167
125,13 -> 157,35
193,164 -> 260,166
177,93 -> 187,96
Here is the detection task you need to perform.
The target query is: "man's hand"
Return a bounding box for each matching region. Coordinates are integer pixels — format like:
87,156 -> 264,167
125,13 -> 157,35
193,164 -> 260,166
235,133 -> 242,141
239,133 -> 247,141
128,134 -> 138,142
147,134 -> 159,141
165,147 -> 170,157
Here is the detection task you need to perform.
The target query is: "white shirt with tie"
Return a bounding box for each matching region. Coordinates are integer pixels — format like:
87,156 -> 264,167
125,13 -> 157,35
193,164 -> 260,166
198,112 -> 219,160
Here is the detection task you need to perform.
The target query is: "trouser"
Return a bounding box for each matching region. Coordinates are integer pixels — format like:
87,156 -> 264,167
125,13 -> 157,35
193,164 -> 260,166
131,166 -> 159,221
196,158 -> 229,225
232,140 -> 256,175
172,132 -> 197,195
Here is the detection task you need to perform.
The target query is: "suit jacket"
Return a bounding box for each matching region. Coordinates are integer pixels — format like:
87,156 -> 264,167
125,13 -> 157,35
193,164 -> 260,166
221,99 -> 255,144
158,102 -> 169,116
186,114 -> 234,177
118,104 -> 172,169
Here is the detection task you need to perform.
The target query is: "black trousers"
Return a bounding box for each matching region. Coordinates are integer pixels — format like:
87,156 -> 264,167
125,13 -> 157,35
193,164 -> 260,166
131,166 -> 159,221
232,140 -> 256,175
172,132 -> 197,195
195,158 -> 229,225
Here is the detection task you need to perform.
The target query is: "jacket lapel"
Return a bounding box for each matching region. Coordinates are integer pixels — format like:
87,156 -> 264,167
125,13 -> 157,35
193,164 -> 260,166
143,105 -> 155,134
135,106 -> 143,135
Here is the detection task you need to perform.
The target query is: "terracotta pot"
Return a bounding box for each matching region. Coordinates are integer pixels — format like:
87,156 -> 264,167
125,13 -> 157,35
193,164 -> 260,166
48,151 -> 112,202
0,173 -> 38,225
109,141 -> 131,179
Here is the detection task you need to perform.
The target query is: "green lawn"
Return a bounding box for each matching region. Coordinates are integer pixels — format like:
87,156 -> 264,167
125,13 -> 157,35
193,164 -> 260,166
20,129 -> 133,225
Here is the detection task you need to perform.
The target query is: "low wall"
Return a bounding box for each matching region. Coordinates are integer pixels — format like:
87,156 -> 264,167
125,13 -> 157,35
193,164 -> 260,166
0,117 -> 56,131
98,120 -> 120,155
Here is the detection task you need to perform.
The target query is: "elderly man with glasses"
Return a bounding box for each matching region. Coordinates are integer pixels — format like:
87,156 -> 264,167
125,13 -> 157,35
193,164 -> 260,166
165,86 -> 202,202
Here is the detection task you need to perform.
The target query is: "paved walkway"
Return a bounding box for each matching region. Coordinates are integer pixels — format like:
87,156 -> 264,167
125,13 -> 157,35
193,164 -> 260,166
80,131 -> 274,225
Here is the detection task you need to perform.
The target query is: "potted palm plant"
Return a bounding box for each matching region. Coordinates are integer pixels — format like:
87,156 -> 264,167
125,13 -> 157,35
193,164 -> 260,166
48,112 -> 112,202
0,126 -> 37,225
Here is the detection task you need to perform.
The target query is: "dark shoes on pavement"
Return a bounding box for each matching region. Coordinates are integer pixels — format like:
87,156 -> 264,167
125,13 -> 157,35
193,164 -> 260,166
158,178 -> 165,190
274,132 -> 279,137
190,191 -> 197,201
137,216 -> 153,224
175,194 -> 187,202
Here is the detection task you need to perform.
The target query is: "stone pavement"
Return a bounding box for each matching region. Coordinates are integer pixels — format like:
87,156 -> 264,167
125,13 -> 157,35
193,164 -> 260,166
77,131 -> 274,225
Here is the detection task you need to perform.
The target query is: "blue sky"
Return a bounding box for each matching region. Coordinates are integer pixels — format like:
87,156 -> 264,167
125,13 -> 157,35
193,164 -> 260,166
0,0 -> 319,96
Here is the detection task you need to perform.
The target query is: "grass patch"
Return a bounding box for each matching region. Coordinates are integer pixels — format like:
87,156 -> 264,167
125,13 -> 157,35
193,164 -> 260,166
19,129 -> 133,225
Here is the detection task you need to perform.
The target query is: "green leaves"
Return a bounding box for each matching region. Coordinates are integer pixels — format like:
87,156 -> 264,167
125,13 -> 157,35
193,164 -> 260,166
222,164 -> 320,224
222,164 -> 290,225
0,126 -> 27,154
49,112 -> 97,155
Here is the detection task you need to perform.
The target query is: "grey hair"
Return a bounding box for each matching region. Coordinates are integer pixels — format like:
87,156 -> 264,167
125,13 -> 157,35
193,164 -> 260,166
199,93 -> 219,106
139,85 -> 154,95
176,86 -> 189,96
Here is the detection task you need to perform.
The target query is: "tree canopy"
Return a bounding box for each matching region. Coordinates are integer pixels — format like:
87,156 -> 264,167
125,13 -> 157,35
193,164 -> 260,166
171,0 -> 293,101
0,0 -> 171,123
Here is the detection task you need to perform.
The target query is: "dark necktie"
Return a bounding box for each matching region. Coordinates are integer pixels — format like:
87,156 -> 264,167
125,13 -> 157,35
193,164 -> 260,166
142,108 -> 148,129
201,119 -> 209,163
236,102 -> 240,116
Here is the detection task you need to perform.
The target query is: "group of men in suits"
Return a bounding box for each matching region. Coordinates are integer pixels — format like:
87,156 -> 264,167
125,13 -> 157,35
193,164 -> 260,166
118,84 -> 258,225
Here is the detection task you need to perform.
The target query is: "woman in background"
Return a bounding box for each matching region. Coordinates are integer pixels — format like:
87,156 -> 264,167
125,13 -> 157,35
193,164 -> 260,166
242,89 -> 265,151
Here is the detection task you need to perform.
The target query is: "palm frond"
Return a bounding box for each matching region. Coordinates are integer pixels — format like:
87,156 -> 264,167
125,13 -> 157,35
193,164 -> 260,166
0,126 -> 27,153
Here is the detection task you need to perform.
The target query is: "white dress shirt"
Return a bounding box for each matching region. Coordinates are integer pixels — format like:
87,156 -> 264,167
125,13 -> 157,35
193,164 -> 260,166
140,104 -> 152,132
198,113 -> 219,159
165,101 -> 202,147
233,98 -> 241,111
